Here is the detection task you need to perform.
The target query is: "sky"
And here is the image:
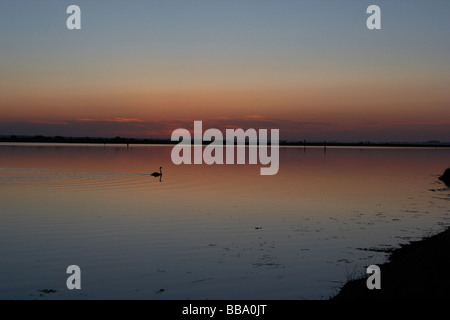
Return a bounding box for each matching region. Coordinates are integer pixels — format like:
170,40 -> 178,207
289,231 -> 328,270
1,0 -> 449,142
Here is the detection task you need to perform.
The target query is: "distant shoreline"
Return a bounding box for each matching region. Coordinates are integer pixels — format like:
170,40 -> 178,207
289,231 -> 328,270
1,135 -> 449,148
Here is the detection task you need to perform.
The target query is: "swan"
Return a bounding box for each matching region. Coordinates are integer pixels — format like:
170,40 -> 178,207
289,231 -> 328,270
151,167 -> 162,177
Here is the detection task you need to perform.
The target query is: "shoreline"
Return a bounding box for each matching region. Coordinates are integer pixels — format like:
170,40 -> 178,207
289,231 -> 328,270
1,136 -> 450,148
332,225 -> 450,300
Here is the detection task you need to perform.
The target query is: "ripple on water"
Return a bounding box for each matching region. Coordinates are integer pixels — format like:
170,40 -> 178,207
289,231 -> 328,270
0,166 -> 249,194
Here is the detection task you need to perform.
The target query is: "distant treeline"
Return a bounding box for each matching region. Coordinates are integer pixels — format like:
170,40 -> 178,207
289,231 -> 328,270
0,135 -> 449,147
0,135 -> 170,145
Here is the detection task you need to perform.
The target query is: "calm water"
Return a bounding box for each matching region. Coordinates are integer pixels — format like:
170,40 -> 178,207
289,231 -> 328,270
0,143 -> 449,299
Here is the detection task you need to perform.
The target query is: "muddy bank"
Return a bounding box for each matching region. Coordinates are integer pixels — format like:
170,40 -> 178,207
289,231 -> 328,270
332,226 -> 450,300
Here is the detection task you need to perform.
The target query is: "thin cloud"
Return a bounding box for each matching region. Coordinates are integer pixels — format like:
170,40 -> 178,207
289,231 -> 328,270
76,118 -> 145,123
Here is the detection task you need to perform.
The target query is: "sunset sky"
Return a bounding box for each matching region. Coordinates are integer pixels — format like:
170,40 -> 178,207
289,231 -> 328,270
1,0 -> 449,142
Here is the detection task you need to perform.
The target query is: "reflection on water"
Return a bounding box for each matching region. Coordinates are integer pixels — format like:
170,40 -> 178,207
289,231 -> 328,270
0,143 -> 449,299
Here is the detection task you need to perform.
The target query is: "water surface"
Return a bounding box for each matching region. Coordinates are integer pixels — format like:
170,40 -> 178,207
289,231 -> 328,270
0,143 -> 449,299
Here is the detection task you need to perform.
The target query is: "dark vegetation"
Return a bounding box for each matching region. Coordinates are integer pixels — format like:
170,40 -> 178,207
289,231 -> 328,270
333,227 -> 450,300
1,135 -> 449,147
439,168 -> 450,187
333,170 -> 450,300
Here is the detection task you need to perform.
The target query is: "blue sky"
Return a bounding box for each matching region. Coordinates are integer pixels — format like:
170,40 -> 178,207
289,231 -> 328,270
1,1 -> 449,141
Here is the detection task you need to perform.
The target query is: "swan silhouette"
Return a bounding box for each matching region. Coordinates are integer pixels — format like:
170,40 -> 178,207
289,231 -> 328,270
151,167 -> 163,177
